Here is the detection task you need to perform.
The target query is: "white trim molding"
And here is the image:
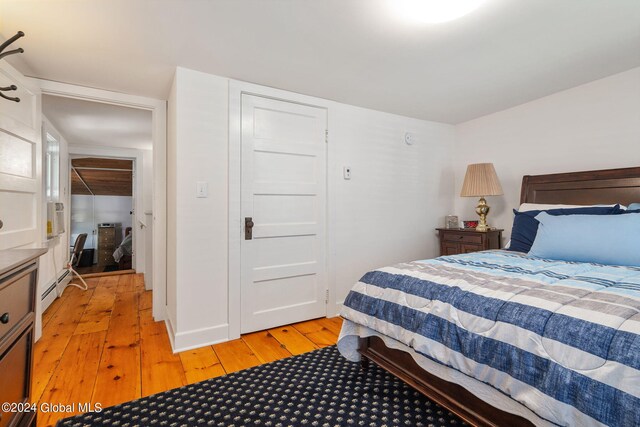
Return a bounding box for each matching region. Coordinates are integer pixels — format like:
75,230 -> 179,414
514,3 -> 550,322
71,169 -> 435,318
172,323 -> 230,353
67,145 -> 146,274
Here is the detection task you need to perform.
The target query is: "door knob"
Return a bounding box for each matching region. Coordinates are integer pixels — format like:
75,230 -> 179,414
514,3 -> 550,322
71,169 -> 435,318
245,217 -> 254,240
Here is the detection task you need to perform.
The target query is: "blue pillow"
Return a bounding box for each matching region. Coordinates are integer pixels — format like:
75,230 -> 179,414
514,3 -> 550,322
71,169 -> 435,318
508,205 -> 624,253
529,212 -> 640,266
627,203 -> 640,211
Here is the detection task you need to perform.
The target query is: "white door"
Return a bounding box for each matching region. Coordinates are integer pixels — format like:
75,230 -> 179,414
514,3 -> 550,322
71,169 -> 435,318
0,63 -> 40,250
241,94 -> 327,333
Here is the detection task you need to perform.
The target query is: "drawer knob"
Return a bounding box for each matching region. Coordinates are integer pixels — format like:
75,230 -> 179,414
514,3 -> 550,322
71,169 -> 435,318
0,312 -> 8,324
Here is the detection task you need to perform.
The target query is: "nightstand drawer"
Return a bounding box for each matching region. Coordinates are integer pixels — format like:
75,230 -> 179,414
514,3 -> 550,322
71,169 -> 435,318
436,228 -> 503,257
461,243 -> 483,253
442,233 -> 482,244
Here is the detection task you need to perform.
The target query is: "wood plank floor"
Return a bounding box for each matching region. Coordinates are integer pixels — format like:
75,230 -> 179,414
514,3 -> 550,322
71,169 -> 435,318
33,274 -> 342,427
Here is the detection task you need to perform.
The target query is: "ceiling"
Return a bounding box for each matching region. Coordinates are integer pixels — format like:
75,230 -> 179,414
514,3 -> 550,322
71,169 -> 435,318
2,0 -> 640,124
43,95 -> 153,150
71,158 -> 133,196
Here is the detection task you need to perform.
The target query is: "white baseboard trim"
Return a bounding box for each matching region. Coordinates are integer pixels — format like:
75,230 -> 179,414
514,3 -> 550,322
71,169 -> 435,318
170,323 -> 230,353
164,317 -> 177,350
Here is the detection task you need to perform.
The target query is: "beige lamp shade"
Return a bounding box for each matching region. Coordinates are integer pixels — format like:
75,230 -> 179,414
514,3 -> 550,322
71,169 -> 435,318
460,163 -> 503,197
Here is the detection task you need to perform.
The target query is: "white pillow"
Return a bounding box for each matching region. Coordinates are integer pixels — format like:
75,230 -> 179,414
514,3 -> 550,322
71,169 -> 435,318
518,203 -> 625,212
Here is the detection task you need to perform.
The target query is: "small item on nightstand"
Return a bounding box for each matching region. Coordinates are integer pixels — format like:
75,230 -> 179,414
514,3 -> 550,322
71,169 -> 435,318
463,220 -> 478,229
445,215 -> 459,229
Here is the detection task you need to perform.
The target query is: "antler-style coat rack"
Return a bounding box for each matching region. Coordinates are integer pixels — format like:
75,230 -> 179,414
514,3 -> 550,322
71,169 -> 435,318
0,31 -> 25,102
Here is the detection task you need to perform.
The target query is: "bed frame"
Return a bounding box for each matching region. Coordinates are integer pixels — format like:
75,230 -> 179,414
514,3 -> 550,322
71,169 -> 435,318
358,166 -> 640,427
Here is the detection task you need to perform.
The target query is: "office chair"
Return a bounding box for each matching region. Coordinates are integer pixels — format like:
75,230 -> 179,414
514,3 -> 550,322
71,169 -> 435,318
65,233 -> 89,291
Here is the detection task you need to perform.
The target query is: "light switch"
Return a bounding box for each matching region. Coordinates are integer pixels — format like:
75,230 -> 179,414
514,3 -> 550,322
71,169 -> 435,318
196,181 -> 208,198
343,166 -> 352,180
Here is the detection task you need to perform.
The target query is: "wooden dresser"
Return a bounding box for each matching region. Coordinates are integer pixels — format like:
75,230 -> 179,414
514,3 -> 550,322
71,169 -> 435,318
97,224 -> 121,267
0,248 -> 46,427
437,228 -> 503,256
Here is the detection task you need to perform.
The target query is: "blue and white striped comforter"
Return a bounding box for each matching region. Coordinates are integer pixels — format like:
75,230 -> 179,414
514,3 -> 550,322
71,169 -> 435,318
339,250 -> 640,427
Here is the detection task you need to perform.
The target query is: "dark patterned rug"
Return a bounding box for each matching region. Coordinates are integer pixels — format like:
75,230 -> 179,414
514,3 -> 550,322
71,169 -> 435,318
58,345 -> 466,426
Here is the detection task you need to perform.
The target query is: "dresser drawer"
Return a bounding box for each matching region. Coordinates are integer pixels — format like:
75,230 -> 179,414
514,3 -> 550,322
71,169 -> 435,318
97,250 -> 115,266
0,266 -> 34,341
99,233 -> 115,245
442,233 -> 482,244
0,327 -> 32,427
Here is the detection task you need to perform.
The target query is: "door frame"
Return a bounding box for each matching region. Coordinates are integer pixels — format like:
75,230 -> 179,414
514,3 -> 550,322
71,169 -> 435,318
228,80 -> 336,339
35,78 -> 168,321
67,149 -> 140,272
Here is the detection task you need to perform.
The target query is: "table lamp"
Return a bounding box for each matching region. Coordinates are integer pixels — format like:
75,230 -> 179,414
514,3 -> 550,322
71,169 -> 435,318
460,163 -> 503,232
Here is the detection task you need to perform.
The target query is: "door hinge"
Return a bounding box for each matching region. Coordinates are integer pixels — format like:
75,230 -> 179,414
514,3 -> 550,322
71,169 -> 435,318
325,289 -> 329,304
325,129 -> 328,143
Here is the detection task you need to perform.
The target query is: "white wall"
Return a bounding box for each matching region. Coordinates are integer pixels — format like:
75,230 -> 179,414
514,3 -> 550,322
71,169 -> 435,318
70,195 -> 133,250
166,76 -> 178,329
166,68 -> 229,348
331,104 -> 455,304
454,67 -> 640,243
167,67 -> 455,350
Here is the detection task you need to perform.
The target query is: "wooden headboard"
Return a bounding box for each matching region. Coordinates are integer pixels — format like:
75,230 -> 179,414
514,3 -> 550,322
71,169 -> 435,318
520,167 -> 640,205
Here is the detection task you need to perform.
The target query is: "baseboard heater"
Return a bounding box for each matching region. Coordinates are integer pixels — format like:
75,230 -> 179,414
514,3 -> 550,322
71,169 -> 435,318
41,281 -> 57,301
41,270 -> 72,312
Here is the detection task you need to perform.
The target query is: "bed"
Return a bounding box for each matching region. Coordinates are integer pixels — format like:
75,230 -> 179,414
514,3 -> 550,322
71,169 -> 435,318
337,167 -> 640,427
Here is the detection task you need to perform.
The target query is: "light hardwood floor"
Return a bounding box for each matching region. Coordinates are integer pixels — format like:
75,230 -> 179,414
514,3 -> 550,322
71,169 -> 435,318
34,274 -> 342,427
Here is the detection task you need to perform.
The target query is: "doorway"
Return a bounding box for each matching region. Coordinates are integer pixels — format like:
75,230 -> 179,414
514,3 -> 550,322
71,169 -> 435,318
37,79 -> 167,324
41,94 -> 153,280
70,157 -> 136,275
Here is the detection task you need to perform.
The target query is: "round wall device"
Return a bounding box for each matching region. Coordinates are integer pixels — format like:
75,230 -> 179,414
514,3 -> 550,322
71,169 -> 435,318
404,132 -> 414,145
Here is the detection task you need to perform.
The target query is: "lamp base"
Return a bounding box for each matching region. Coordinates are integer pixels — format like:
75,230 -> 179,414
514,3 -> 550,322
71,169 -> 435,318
474,197 -> 491,232
475,223 -> 490,232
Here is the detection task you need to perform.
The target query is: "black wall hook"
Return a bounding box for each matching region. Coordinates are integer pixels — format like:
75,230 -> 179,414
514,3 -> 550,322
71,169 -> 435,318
0,31 -> 25,102
0,84 -> 20,102
0,47 -> 24,61
0,31 -> 25,57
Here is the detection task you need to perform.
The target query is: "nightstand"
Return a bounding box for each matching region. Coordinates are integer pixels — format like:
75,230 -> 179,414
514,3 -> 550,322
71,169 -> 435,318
436,228 -> 503,256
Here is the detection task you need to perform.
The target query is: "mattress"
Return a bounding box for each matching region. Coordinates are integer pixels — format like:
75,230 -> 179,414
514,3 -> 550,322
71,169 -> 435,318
338,250 -> 640,427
